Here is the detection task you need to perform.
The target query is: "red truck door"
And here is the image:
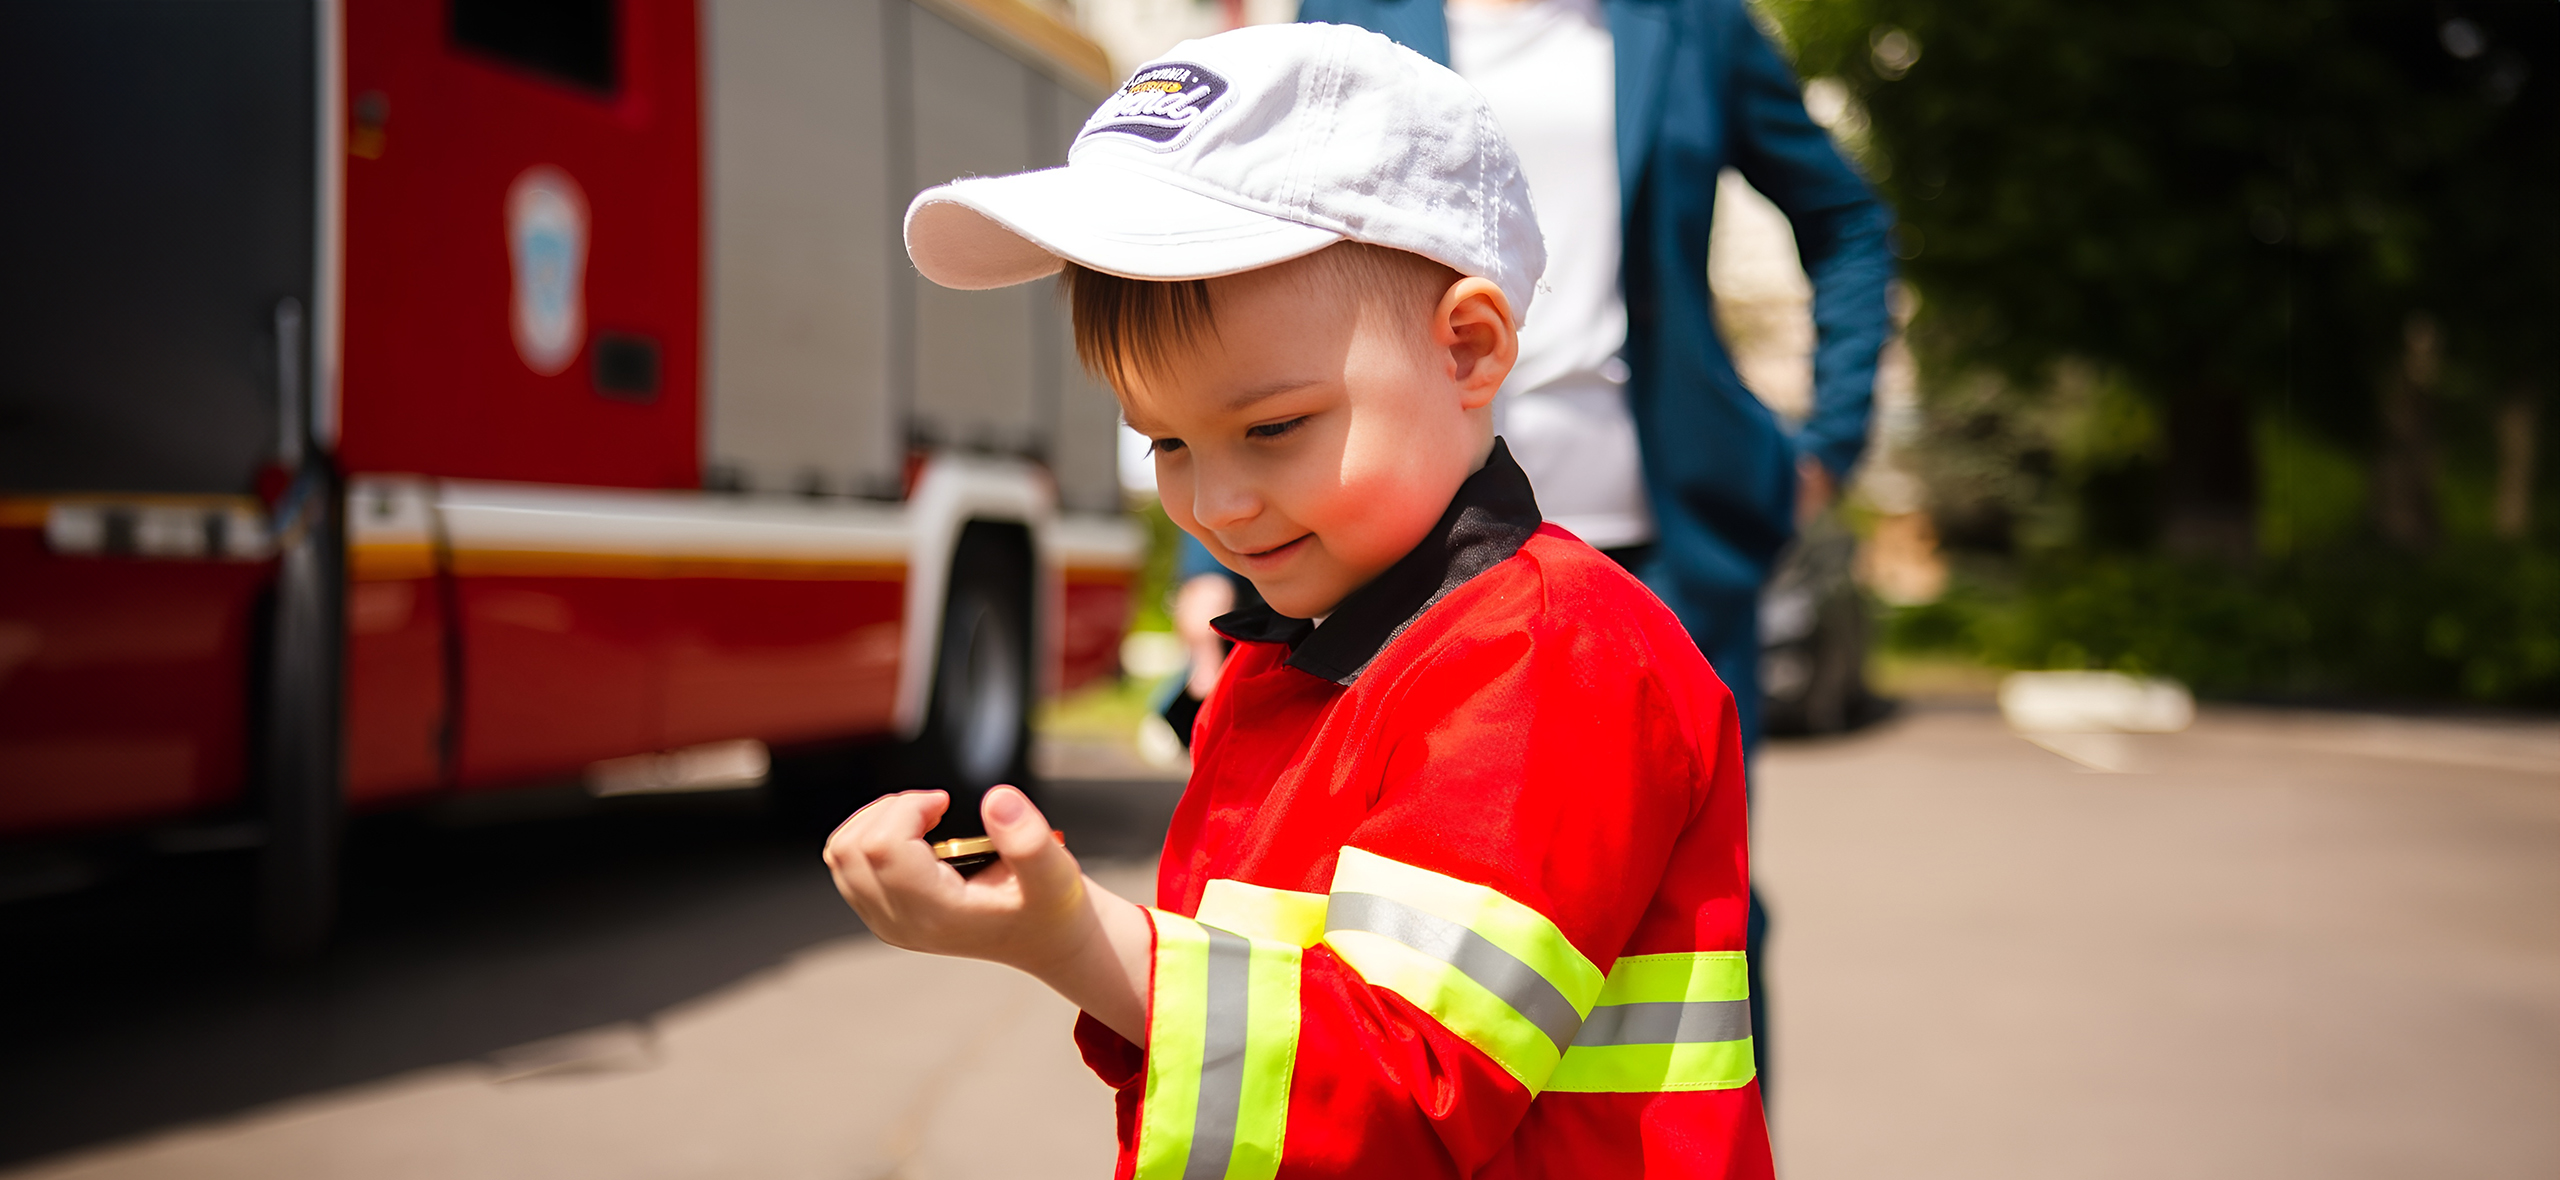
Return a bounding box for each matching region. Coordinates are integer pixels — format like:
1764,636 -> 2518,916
340,0 -> 701,789
0,1 -> 317,833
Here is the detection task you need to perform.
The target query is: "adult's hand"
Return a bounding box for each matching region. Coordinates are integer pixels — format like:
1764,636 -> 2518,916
1172,572 -> 1237,699
1796,454 -> 1838,529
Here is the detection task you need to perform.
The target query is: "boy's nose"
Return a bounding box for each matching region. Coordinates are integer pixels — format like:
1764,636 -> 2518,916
1188,472 -> 1260,533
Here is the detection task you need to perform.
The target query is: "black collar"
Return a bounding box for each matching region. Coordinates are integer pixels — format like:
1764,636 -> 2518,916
1212,438 -> 1542,685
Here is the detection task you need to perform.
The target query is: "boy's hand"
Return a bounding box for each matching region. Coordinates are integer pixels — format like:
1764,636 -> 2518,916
821,784 -> 1087,969
822,783 -> 1156,1044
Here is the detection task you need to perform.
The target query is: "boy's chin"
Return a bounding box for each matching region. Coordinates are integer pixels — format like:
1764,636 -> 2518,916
1252,577 -> 1350,622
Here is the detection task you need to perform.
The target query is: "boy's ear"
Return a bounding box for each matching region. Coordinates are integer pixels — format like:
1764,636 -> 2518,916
1433,277 -> 1518,410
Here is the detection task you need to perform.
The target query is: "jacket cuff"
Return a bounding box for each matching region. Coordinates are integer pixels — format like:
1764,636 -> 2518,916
1793,434 -> 1862,486
1075,905 -> 1159,1088
1132,909 -> 1302,1180
1075,1010 -> 1146,1089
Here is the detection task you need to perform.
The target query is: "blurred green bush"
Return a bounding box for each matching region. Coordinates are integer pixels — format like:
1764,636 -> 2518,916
1128,498 -> 1184,635
1761,0 -> 2557,707
1885,547 -> 2560,704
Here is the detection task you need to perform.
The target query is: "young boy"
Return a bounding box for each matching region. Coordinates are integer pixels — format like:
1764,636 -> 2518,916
826,23 -> 1771,1178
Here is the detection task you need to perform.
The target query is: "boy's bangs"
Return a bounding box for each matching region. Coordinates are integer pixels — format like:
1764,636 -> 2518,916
1062,243 -> 1462,390
1061,265 -> 1218,391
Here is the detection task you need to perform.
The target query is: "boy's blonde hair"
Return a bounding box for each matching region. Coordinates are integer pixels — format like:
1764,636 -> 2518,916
1063,242 -> 1461,390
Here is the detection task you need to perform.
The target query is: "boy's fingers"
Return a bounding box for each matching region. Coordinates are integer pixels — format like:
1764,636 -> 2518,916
850,790 -> 945,850
979,784 -> 1046,856
825,792 -> 967,937
864,793 -> 961,884
980,785 -> 1080,902
832,787 -> 939,840
826,790 -> 949,887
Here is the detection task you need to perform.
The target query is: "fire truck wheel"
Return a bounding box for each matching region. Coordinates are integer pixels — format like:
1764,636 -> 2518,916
258,476 -> 346,957
917,523 -> 1037,830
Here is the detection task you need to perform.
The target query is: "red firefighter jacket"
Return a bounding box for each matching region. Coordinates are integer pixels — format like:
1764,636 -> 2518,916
1077,441 -> 1773,1178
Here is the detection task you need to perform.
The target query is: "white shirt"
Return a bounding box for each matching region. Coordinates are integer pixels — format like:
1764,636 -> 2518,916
1449,0 -> 1653,549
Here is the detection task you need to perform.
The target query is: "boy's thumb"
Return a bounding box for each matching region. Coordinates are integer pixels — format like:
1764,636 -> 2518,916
981,785 -> 1075,895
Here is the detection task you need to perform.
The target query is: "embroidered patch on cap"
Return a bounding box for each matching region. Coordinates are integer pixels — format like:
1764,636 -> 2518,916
1079,63 -> 1230,150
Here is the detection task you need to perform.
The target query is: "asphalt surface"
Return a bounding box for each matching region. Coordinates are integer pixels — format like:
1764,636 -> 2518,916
0,770 -> 1181,1177
1,708 -> 2553,1178
1753,705 -> 2560,1179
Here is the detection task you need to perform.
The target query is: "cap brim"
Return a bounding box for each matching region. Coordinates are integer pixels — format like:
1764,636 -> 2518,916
905,165 -> 1345,290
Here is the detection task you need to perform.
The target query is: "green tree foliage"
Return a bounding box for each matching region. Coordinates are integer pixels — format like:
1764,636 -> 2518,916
1888,546 -> 2560,704
1762,0 -> 2555,558
1763,1 -> 2559,702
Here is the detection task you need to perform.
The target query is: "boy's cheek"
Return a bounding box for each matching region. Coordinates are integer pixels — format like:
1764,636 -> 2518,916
1308,478 -> 1437,574
1154,471 -> 1197,533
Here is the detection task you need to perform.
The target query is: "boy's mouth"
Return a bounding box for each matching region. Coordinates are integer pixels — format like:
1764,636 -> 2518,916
1231,533 -> 1312,569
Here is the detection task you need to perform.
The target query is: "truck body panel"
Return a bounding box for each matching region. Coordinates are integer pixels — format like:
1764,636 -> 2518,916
0,0 -> 1140,841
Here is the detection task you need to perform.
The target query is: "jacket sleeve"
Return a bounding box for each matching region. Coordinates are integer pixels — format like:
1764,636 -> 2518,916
1294,0 -> 1451,66
1292,0 -> 1348,26
1717,0 -> 1895,480
1080,623 -> 1738,1178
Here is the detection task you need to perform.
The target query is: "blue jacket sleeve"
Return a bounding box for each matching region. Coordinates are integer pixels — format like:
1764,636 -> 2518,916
1718,0 -> 1895,480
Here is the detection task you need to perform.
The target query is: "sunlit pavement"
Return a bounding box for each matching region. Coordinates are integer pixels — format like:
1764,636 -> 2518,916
1757,705 -> 2560,1180
3,710 -> 2555,1178
0,766 -> 1178,1180
4,915 -> 1129,1180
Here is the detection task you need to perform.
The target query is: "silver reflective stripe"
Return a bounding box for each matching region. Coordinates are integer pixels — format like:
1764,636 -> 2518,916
1183,924 -> 1252,1180
1569,999 -> 1752,1048
1324,892 -> 1584,1051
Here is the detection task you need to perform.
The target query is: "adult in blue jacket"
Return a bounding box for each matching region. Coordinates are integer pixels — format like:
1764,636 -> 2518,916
1300,0 -> 1892,741
1297,0 -> 1896,1083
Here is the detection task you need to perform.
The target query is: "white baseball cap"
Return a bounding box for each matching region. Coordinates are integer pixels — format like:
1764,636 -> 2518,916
903,22 -> 1546,320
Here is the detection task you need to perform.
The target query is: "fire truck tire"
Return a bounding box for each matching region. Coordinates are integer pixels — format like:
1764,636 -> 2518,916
257,476 -> 346,957
915,523 -> 1037,831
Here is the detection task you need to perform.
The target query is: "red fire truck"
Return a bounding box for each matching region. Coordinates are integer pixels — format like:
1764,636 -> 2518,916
0,0 -> 1140,948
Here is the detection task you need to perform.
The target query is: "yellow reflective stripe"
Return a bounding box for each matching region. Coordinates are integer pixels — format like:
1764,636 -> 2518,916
1596,951 -> 1749,1005
1545,1038 -> 1759,1092
1329,849 -> 1604,1012
1547,952 -> 1757,1094
1229,926 -> 1301,1180
1321,848 -> 1604,1092
1324,928 -> 1568,1088
1146,916 -> 1213,1172
1138,913 -> 1210,1180
1136,910 -> 1303,1180
1197,879 -> 1328,948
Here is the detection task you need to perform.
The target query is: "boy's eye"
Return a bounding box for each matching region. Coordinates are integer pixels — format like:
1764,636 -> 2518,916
1246,416 -> 1309,440
1150,437 -> 1186,455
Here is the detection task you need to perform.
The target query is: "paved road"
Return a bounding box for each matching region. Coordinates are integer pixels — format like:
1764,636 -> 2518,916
2,709 -> 2553,1178
1754,706 -> 2560,1179
0,771 -> 1179,1180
